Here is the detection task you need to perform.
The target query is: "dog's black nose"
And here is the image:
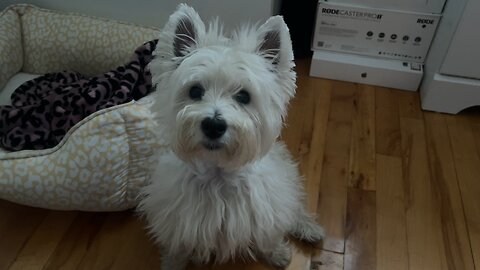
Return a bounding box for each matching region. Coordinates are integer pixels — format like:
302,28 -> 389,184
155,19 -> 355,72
201,117 -> 227,139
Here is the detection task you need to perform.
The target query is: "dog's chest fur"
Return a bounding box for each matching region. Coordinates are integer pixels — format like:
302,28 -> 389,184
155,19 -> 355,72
140,142 -> 303,263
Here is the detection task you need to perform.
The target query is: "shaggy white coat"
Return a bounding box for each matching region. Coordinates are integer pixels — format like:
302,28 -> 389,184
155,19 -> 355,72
139,4 -> 323,268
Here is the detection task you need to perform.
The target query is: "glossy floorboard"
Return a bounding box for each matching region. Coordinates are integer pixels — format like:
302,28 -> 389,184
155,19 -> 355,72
1,59 -> 479,270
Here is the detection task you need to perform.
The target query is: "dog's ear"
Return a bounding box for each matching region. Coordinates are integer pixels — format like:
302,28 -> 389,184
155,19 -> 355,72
257,16 -> 294,72
163,4 -> 205,58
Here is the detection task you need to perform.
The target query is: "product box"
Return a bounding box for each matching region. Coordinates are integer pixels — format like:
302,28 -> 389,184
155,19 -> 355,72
327,0 -> 446,14
312,2 -> 441,63
310,50 -> 423,91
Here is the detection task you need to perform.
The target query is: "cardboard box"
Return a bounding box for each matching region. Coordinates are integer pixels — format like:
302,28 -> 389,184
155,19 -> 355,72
312,2 -> 441,63
310,50 -> 423,91
327,0 -> 446,14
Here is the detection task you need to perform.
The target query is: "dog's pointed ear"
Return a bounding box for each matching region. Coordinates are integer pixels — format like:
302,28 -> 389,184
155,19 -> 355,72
257,16 -> 294,72
164,4 -> 205,58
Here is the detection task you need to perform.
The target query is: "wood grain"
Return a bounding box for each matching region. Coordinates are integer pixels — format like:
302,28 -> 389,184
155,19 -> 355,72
317,81 -> 355,253
447,115 -> 480,268
8,211 -> 77,270
424,112 -> 475,270
376,154 -> 408,270
1,61 -> 480,270
317,155 -> 349,254
311,249 -> 344,270
301,79 -> 331,212
397,90 -> 423,120
282,75 -> 331,213
400,117 -> 448,270
76,212 -> 148,269
43,213 -> 106,270
0,202 -> 47,270
109,216 -> 160,270
348,84 -> 376,190
375,88 -> 402,157
344,189 -> 376,270
323,81 -> 355,158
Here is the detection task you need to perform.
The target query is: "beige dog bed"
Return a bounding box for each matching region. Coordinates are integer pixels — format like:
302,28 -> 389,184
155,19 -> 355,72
0,4 -> 164,211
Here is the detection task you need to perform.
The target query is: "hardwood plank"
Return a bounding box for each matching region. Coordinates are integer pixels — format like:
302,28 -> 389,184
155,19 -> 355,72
348,84 -> 376,190
279,66 -> 333,269
300,79 -> 331,212
424,112 -> 475,270
375,88 -> 401,157
323,81 -> 355,158
397,91 -> 423,120
344,189 -> 376,270
3,62 -> 480,270
472,123 -> 480,160
76,212 -> 143,269
190,243 -> 310,270
282,76 -> 331,213
317,156 -> 348,254
109,216 -> 160,270
447,115 -> 480,267
282,69 -> 316,160
8,211 -> 77,270
376,154 -> 408,270
43,212 -> 106,270
0,201 -> 47,270
286,244 -> 314,270
317,81 -> 355,253
311,249 -> 343,270
400,117 -> 448,270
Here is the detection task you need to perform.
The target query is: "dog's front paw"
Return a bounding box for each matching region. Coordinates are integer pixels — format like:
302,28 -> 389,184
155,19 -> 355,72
161,254 -> 188,270
291,215 -> 325,247
262,241 -> 292,269
302,223 -> 325,247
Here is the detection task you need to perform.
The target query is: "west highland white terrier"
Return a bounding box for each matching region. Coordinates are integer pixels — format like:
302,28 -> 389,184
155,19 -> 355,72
139,4 -> 325,269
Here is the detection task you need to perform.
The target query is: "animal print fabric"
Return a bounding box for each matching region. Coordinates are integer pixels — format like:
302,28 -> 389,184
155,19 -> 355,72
0,4 -> 165,210
0,8 -> 23,90
0,96 -> 161,211
0,40 -> 157,151
12,4 -> 158,76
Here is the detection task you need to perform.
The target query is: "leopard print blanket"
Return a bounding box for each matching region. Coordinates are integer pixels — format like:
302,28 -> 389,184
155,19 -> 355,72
0,40 -> 157,151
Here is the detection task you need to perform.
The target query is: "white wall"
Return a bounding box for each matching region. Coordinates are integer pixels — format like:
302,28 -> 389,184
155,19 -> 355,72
1,0 -> 279,31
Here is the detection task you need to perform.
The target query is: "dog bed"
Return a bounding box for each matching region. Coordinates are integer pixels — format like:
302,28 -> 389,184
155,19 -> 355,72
0,4 -> 164,211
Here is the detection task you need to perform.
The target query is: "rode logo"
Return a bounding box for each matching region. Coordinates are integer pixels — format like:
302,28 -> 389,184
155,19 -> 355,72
321,8 -> 383,20
417,18 -> 434,24
322,8 -> 340,15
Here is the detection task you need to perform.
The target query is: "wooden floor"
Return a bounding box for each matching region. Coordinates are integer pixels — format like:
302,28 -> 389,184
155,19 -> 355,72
1,59 -> 480,270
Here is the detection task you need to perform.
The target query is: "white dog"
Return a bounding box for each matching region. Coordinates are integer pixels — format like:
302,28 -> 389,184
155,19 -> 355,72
139,4 -> 324,269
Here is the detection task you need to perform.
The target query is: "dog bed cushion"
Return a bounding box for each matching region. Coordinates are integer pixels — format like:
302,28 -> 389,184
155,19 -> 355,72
0,8 -> 23,90
0,73 -> 40,106
0,40 -> 157,151
0,4 -> 163,211
0,96 -> 159,211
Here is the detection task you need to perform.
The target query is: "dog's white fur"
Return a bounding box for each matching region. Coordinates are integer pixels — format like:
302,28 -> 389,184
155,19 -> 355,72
139,4 -> 324,269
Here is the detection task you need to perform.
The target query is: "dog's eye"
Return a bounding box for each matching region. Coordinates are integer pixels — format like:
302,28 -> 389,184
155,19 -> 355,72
234,90 -> 251,105
189,85 -> 204,101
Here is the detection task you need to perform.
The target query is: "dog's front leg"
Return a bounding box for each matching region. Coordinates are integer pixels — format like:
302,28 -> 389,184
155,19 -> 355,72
160,252 -> 189,270
258,240 -> 292,269
289,207 -> 325,246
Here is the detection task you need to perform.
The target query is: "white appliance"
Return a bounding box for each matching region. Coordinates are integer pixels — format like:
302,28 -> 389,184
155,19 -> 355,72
420,0 -> 480,113
310,0 -> 446,91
